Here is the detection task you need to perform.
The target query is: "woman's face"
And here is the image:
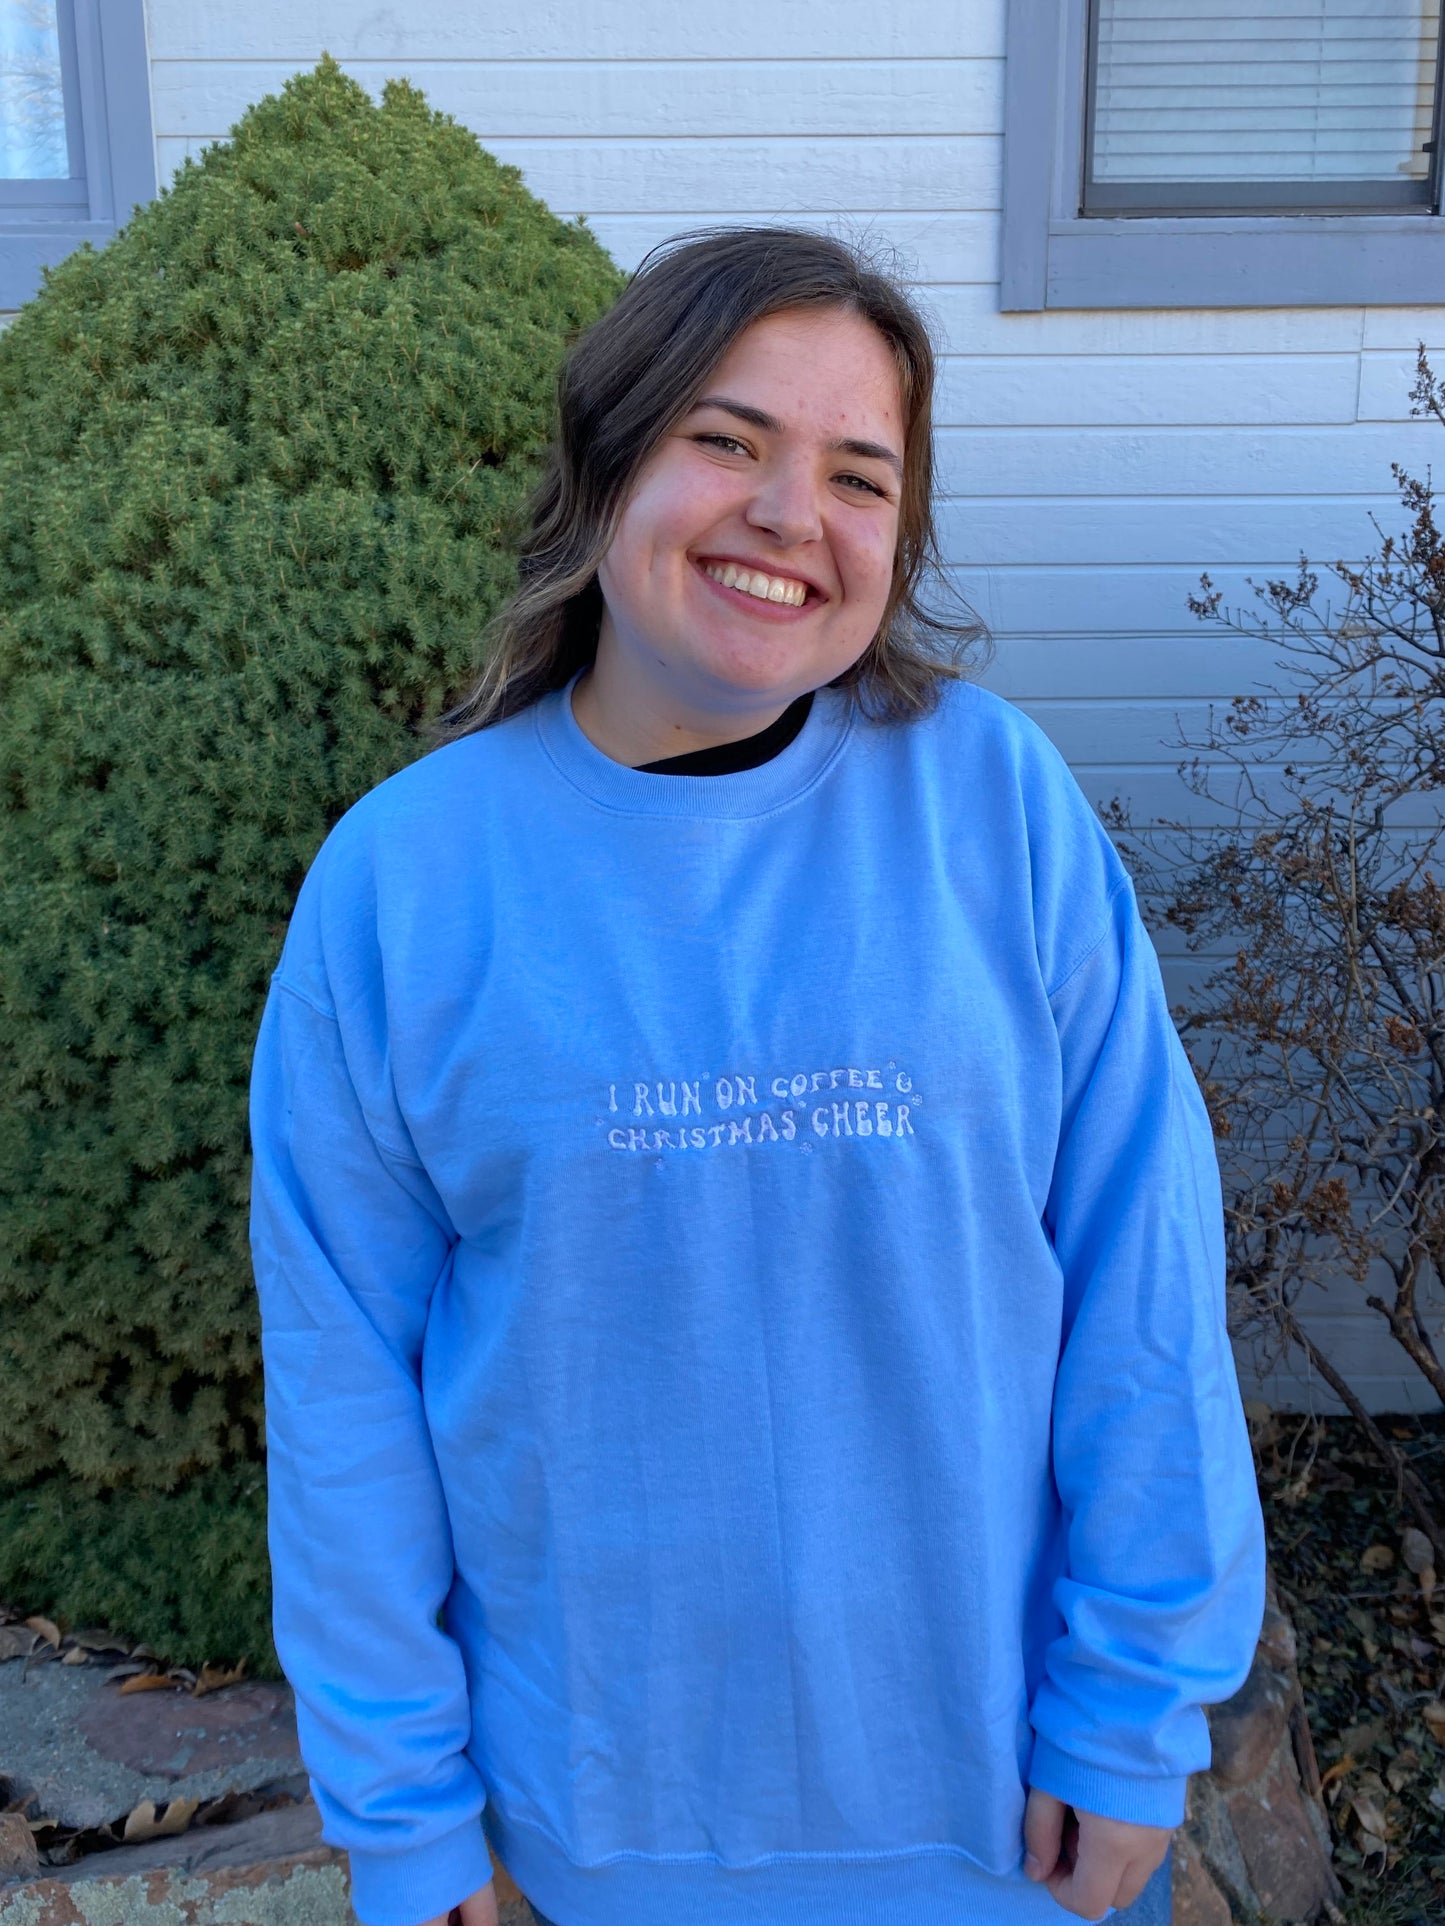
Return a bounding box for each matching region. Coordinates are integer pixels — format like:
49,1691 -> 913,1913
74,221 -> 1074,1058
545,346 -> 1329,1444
595,304 -> 906,712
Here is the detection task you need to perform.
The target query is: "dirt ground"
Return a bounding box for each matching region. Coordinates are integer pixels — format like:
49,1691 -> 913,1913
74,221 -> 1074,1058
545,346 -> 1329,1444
1250,1407 -> 1445,1923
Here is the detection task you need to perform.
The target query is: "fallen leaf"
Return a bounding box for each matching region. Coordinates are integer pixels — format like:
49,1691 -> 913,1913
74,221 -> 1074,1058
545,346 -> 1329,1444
1356,1795 -> 1402,1841
1362,1545 -> 1395,1573
59,1646 -> 88,1666
159,1797 -> 199,1835
117,1672 -> 182,1695
102,1661 -> 152,1683
1423,1702 -> 1445,1744
1358,1827 -> 1389,1861
1351,1785 -> 1389,1824
1340,1718 -> 1390,1756
121,1796 -> 200,1842
1422,1566 -> 1437,1605
0,1625 -> 37,1660
193,1659 -> 247,1697
1402,1528 -> 1435,1575
122,1799 -> 161,1841
69,1629 -> 133,1656
1369,1668 -> 1408,1711
23,1616 -> 60,1648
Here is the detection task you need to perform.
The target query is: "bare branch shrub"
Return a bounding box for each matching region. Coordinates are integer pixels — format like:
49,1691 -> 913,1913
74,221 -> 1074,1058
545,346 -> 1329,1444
1101,346 -> 1445,1560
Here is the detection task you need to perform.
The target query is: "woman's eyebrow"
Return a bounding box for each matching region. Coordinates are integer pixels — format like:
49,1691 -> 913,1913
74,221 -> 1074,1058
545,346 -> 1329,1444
691,394 -> 904,478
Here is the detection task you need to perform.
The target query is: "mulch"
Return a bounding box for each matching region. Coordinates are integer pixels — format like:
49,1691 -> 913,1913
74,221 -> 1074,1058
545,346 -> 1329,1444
1252,1407 -> 1445,1922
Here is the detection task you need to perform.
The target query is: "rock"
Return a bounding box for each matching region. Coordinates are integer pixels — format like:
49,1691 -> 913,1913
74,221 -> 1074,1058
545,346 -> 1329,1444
76,1680 -> 299,1783
1174,1564 -> 1343,1924
1,1654 -> 304,1833
1206,1652 -> 1293,1787
0,1818 -> 38,1883
1181,1768 -> 1257,1919
0,1798 -> 539,1926
1256,1600 -> 1298,1671
0,1800 -> 351,1926
1172,1835 -> 1232,1926
1227,1747 -> 1340,1919
8,1801 -> 336,1887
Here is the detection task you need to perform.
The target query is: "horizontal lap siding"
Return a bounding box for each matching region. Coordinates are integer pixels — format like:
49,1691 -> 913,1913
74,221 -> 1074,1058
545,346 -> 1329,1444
135,4 -> 1445,1410
149,58 -> 1005,138
144,1 -> 1008,62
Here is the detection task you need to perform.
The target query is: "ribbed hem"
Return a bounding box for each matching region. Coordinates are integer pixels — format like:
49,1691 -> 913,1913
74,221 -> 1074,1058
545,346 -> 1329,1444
484,1806 -> 1091,1926
532,669 -> 856,819
1026,1736 -> 1187,1830
346,1815 -> 494,1926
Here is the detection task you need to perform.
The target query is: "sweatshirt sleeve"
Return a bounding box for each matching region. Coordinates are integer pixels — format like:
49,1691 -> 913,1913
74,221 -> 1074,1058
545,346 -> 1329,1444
249,954 -> 495,1926
1026,854 -> 1268,1831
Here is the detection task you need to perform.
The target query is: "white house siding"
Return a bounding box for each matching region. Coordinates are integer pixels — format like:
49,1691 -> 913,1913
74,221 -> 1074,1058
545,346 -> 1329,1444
33,0 -> 1445,1409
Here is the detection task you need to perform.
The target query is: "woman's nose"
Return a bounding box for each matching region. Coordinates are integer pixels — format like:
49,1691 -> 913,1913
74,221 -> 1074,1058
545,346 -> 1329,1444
744,458 -> 823,548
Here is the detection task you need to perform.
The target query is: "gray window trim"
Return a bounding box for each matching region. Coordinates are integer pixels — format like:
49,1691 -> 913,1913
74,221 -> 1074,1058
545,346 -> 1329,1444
1002,0 -> 1445,311
0,0 -> 156,310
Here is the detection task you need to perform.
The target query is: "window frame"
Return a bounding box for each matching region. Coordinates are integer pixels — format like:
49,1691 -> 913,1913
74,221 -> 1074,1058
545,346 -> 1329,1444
0,0 -> 156,310
1001,0 -> 1445,310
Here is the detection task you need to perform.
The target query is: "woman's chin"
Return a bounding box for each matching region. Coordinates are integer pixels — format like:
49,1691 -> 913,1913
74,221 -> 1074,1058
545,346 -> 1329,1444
683,626 -> 819,697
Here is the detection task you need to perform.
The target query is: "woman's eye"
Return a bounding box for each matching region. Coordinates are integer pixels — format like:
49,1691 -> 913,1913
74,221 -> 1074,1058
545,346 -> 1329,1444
692,434 -> 887,498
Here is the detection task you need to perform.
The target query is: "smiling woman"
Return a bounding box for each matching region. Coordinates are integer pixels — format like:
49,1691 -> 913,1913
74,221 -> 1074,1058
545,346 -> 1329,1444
248,224 -> 1266,1926
428,225 -> 987,755
573,302 -> 913,764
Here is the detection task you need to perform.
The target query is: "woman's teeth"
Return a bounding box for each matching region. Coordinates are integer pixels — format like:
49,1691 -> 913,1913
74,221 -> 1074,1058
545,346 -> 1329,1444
703,562 -> 809,607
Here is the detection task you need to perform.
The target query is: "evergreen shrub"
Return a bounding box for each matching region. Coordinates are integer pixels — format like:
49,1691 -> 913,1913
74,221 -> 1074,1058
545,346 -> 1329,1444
0,56 -> 623,1665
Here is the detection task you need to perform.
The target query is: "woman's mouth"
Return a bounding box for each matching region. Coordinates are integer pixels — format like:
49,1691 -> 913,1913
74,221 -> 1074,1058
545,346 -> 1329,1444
696,558 -> 817,612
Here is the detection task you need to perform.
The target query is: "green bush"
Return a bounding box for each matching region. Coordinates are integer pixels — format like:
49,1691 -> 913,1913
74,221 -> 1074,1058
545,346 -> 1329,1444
0,56 -> 622,1665
0,1467 -> 274,1674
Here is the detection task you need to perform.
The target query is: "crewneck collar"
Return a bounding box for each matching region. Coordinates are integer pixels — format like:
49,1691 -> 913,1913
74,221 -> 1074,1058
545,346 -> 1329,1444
533,669 -> 855,819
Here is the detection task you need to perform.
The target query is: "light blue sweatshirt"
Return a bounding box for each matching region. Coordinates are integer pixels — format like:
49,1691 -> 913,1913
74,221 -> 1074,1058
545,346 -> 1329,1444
248,669 -> 1266,1926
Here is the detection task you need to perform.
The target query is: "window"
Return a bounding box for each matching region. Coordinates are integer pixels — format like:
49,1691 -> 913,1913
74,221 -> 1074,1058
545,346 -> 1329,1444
0,0 -> 155,309
1002,0 -> 1445,307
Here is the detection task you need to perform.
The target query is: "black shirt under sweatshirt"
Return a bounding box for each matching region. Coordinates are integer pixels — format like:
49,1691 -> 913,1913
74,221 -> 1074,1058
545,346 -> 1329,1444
633,689 -> 815,775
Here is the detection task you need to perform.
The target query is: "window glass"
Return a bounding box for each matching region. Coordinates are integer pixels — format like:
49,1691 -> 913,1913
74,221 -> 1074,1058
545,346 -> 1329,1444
0,0 -> 67,181
1087,0 -> 1442,210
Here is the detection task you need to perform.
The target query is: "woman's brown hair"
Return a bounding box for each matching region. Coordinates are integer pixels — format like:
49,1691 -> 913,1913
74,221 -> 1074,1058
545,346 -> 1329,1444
426,224 -> 990,744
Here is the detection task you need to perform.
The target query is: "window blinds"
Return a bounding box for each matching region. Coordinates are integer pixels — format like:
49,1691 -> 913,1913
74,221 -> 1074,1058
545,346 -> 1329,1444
1088,0 -> 1441,207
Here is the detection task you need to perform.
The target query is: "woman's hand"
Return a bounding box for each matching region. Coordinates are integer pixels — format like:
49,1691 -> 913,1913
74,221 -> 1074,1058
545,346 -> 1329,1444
1023,1787 -> 1172,1920
409,1882 -> 499,1926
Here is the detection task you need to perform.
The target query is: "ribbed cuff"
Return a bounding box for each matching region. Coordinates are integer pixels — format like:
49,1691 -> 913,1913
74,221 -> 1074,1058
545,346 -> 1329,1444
346,1815 -> 494,1926
1026,1736 -> 1187,1830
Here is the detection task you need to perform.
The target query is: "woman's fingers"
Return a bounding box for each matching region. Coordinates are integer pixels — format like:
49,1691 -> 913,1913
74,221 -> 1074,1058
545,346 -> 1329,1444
1022,1784 -> 1066,1880
457,1885 -> 500,1926
1024,1791 -> 1172,1920
410,1882 -> 497,1926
